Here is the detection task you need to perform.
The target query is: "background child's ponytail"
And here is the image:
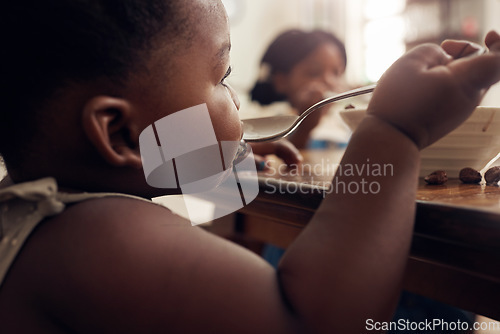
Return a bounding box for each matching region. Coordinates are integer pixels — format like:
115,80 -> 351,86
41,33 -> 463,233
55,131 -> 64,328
250,78 -> 286,105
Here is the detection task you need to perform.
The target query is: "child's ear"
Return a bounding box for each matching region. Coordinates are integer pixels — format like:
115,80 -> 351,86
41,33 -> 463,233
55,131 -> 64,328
82,96 -> 142,169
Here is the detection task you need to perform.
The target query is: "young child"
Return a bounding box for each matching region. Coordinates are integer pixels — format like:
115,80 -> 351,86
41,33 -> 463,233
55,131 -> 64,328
0,1 -> 499,333
250,29 -> 349,148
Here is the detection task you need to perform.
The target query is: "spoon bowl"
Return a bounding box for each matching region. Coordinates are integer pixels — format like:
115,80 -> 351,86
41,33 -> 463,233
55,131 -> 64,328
242,115 -> 299,142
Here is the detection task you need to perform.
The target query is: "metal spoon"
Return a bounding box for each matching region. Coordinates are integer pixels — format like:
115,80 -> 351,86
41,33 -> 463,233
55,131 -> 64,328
242,84 -> 376,142
242,45 -> 488,143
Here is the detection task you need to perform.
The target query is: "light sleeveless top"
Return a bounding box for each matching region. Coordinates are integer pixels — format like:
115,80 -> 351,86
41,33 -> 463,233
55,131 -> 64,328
0,177 -> 152,288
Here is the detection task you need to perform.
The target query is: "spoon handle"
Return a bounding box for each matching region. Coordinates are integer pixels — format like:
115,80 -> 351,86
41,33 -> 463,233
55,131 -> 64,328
296,45 -> 488,126
289,83 -> 377,133
301,84 -> 376,118
280,47 -> 486,140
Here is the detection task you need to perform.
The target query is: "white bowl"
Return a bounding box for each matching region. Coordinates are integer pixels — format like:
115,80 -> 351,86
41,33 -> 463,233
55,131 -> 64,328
339,106 -> 500,177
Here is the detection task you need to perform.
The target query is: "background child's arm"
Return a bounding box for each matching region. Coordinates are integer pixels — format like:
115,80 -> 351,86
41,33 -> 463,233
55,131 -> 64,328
286,81 -> 331,149
250,139 -> 303,170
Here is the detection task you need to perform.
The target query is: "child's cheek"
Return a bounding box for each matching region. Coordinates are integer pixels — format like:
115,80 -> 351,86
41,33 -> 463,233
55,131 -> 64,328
211,109 -> 242,142
208,94 -> 242,142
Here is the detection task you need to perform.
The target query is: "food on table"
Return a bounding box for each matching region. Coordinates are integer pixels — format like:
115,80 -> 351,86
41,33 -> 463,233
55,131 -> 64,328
424,170 -> 448,185
459,167 -> 482,184
484,166 -> 500,185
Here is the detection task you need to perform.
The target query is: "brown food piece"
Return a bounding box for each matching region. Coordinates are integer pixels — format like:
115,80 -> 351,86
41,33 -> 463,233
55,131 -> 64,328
484,166 -> 500,185
459,167 -> 482,184
424,170 -> 448,185
344,104 -> 356,109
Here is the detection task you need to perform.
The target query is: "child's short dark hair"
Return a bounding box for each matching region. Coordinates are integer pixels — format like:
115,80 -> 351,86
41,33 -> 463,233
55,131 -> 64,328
0,0 -> 187,169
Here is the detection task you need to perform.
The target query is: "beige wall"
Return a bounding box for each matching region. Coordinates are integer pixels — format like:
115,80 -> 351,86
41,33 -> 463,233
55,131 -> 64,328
481,0 -> 500,106
224,0 -> 352,113
227,0 -> 304,96
226,0 -> 500,107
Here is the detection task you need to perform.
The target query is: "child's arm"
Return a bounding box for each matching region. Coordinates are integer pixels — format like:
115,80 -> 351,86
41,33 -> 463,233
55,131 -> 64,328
37,33 -> 500,333
278,31 -> 500,332
250,139 -> 303,170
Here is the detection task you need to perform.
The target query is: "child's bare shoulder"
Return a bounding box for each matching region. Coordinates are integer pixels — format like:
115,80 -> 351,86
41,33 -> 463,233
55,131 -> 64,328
3,196 -> 293,332
2,197 -> 188,328
36,195 -> 194,266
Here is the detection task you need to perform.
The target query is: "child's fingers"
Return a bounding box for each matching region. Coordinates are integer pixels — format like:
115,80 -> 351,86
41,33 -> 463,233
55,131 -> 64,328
485,30 -> 500,52
253,154 -> 268,171
441,40 -> 483,59
402,44 -> 452,71
449,51 -> 500,91
300,82 -> 327,102
274,140 -> 303,166
248,140 -> 303,167
440,31 -> 500,93
297,93 -> 327,115
304,81 -> 328,92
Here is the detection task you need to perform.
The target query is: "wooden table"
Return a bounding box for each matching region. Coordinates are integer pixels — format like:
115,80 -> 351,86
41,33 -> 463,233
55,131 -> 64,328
237,149 -> 500,321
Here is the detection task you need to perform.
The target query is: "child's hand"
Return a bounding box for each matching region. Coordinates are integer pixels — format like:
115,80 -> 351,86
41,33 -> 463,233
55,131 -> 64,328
367,30 -> 500,149
249,140 -> 303,170
294,78 -> 351,114
288,82 -> 332,148
294,81 -> 329,114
